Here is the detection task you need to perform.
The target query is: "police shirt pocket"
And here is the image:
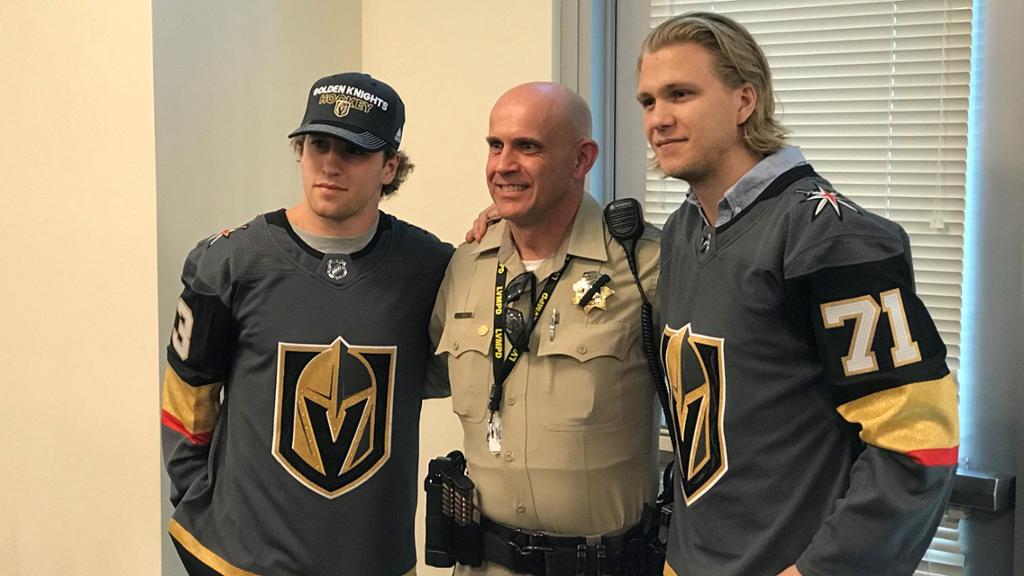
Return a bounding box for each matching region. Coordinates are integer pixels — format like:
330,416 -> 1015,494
436,319 -> 492,424
536,322 -> 630,430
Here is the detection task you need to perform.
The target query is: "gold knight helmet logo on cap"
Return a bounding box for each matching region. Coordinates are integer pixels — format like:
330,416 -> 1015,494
273,337 -> 395,498
334,98 -> 352,118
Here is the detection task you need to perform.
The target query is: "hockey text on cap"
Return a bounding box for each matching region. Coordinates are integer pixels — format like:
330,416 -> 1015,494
313,84 -> 389,111
319,94 -> 373,118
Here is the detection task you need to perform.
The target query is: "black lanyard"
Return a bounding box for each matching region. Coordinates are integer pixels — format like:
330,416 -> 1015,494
488,256 -> 571,415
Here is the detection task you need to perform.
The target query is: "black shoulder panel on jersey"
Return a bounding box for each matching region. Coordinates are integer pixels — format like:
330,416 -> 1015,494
787,254 -> 949,405
351,213 -> 391,259
388,214 -> 455,271
167,284 -> 237,386
166,226 -> 247,386
395,214 -> 451,250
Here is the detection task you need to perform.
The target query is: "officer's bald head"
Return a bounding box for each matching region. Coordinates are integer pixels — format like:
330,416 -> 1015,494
492,82 -> 593,143
486,82 -> 599,230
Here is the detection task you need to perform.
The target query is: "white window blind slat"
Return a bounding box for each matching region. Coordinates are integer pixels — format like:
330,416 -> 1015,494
651,0 -> 972,12
751,23 -> 971,42
799,169 -> 965,187
772,48 -> 970,69
775,99 -> 969,114
915,507 -> 966,575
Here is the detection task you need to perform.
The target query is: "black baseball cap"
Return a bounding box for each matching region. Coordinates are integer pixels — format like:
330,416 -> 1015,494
288,72 -> 405,152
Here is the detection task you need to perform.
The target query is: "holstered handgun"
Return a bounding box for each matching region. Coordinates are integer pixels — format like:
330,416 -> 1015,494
628,463 -> 673,575
424,450 -> 482,567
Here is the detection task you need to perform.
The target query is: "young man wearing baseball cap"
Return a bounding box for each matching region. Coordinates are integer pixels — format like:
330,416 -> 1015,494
161,72 -> 453,575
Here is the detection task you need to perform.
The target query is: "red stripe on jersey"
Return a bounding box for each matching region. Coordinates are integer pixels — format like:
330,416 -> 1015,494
907,445 -> 959,467
162,410 -> 214,446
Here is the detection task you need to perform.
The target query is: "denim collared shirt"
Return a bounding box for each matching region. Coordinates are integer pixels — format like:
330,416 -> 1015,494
685,146 -> 807,227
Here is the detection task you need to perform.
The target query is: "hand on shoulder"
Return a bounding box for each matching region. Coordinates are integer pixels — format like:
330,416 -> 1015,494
465,204 -> 500,243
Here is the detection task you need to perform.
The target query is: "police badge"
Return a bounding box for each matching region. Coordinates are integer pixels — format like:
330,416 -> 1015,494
571,271 -> 614,313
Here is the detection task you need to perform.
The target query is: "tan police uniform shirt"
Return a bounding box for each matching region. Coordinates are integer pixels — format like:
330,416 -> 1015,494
432,195 -> 661,573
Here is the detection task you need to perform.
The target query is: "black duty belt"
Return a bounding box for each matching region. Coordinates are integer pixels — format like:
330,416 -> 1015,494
481,517 -> 648,576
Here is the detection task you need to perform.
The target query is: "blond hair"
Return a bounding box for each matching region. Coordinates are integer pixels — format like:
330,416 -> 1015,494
641,12 -> 788,155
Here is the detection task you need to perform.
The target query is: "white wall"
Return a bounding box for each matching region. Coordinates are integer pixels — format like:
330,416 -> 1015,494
0,3 -> 160,575
152,2 -> 362,574
361,1 -> 556,573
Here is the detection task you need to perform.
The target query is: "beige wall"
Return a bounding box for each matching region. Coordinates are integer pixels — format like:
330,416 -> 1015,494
0,1 -> 553,574
0,3 -> 160,575
362,1 -> 556,245
361,1 -> 556,573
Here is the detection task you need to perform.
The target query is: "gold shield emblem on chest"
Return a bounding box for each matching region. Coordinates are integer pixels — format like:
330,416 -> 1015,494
273,337 -> 395,498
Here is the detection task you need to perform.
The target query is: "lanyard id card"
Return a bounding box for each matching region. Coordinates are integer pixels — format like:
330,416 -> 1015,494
486,257 -> 570,453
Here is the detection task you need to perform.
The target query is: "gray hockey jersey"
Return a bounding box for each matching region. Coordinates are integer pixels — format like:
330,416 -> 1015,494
659,163 -> 958,576
161,210 -> 452,575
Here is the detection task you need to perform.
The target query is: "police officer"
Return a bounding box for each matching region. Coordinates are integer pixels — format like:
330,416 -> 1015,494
432,82 -> 662,575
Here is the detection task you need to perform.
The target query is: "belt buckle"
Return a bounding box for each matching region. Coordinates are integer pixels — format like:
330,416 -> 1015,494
506,528 -> 553,575
507,527 -> 554,556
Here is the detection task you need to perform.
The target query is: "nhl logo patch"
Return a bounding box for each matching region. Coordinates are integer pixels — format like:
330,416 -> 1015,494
273,337 -> 395,498
326,258 -> 348,281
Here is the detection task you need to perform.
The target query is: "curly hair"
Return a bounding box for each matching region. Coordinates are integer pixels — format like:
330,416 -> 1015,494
290,135 -> 414,197
640,11 -> 788,155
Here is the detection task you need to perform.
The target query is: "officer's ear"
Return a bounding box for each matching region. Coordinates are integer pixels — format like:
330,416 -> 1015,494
574,139 -> 599,179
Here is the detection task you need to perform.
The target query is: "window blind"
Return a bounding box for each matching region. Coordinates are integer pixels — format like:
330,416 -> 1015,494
645,0 -> 972,372
915,506 -> 966,575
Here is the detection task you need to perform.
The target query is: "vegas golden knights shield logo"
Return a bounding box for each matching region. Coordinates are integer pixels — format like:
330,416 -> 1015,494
273,337 -> 395,498
334,98 -> 352,118
662,324 -> 728,505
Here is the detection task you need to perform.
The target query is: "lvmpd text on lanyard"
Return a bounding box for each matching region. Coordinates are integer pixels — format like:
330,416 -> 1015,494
487,257 -> 570,453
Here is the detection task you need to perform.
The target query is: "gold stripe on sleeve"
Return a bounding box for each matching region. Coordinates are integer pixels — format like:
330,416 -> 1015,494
169,518 -> 260,576
836,374 -> 959,457
161,366 -> 222,437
